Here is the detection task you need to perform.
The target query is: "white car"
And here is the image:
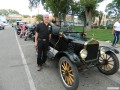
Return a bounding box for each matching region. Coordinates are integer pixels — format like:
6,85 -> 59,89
2,21 -> 8,26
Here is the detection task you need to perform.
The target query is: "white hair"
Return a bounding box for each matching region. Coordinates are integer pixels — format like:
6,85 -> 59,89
43,12 -> 49,17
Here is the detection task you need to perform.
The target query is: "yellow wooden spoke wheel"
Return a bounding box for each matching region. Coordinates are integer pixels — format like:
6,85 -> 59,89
59,56 -> 79,90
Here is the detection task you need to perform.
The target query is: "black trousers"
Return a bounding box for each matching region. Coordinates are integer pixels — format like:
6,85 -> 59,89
37,40 -> 49,66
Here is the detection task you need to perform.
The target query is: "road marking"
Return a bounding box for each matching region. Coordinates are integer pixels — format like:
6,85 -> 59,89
14,30 -> 36,90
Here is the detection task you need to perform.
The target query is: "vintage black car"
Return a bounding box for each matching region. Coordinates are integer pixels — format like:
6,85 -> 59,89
47,22 -> 119,90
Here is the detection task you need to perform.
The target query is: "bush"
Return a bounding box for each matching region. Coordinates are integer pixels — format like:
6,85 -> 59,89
99,25 -> 105,29
106,24 -> 113,30
91,25 -> 98,29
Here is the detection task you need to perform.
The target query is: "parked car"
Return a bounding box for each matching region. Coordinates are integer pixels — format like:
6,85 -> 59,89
47,20 -> 119,90
0,21 -> 5,30
0,15 -> 7,29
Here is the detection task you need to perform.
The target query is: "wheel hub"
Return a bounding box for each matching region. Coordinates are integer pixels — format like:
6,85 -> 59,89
102,59 -> 108,65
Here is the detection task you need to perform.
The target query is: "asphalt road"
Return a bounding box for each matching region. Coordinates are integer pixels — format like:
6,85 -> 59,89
0,26 -> 120,90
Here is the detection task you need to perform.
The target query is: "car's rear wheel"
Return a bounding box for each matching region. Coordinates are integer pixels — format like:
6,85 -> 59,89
17,31 -> 20,35
2,27 -> 4,29
97,52 -> 119,75
59,56 -> 79,90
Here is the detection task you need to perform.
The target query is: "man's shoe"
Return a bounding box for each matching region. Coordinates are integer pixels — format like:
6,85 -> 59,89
112,45 -> 118,48
37,65 -> 42,71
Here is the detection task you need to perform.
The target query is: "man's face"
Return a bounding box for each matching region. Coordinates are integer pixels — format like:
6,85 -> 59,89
43,15 -> 49,23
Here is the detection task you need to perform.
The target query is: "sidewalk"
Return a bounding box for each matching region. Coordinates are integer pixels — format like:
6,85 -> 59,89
99,41 -> 120,52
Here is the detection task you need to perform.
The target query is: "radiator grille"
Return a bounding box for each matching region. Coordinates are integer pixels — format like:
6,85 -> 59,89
86,44 -> 99,60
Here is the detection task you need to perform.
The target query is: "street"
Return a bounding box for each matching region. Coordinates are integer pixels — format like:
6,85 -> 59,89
0,26 -> 120,90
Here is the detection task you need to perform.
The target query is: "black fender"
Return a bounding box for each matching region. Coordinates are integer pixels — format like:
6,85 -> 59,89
54,51 -> 82,65
100,46 -> 119,54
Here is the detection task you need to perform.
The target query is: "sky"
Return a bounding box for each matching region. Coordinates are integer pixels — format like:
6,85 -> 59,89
0,0 -> 113,16
97,0 -> 113,13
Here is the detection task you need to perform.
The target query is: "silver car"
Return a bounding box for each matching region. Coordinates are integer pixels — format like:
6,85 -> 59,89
0,22 -> 5,30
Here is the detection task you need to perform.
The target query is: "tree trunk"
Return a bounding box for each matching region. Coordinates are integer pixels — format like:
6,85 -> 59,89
85,10 -> 92,31
98,15 -> 102,28
63,14 -> 67,26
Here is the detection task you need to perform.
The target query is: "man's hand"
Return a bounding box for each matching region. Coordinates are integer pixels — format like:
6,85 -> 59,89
49,34 -> 51,41
35,42 -> 38,48
35,32 -> 38,48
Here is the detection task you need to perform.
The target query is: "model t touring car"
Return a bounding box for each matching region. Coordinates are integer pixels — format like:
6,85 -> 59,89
47,20 -> 119,90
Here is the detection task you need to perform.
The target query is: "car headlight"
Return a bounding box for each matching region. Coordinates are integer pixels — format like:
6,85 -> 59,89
80,49 -> 88,59
100,47 -> 105,55
59,30 -> 63,37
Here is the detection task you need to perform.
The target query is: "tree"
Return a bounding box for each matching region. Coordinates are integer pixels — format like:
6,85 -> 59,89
0,9 -> 9,16
80,0 -> 103,31
29,0 -> 46,14
28,0 -> 104,30
98,11 -> 103,27
29,0 -> 41,9
0,9 -> 20,16
35,14 -> 43,22
45,0 -> 73,18
105,0 -> 120,18
23,15 -> 31,18
8,9 -> 20,15
29,0 -> 74,22
70,1 -> 81,26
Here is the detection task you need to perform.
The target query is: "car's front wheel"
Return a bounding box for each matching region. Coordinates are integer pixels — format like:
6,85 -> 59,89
97,52 -> 119,75
59,56 -> 79,90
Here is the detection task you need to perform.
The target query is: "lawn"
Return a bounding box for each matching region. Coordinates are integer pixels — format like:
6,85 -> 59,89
73,26 -> 120,44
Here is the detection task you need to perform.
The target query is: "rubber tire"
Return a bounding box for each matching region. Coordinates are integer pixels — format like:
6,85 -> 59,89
20,34 -> 22,38
59,56 -> 79,90
97,52 -> 119,75
24,36 -> 27,41
17,31 -> 20,35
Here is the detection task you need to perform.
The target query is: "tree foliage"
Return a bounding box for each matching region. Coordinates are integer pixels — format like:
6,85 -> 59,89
79,0 -> 103,31
28,0 -> 104,30
29,0 -> 41,9
0,9 -> 20,16
23,15 -> 31,18
45,0 -> 73,18
35,14 -> 43,22
105,0 -> 120,18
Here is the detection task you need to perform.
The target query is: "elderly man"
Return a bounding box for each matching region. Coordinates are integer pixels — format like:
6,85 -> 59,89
35,14 -> 52,71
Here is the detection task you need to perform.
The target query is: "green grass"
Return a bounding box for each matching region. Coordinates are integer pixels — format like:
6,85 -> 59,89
73,26 -> 120,44
73,26 -> 84,32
